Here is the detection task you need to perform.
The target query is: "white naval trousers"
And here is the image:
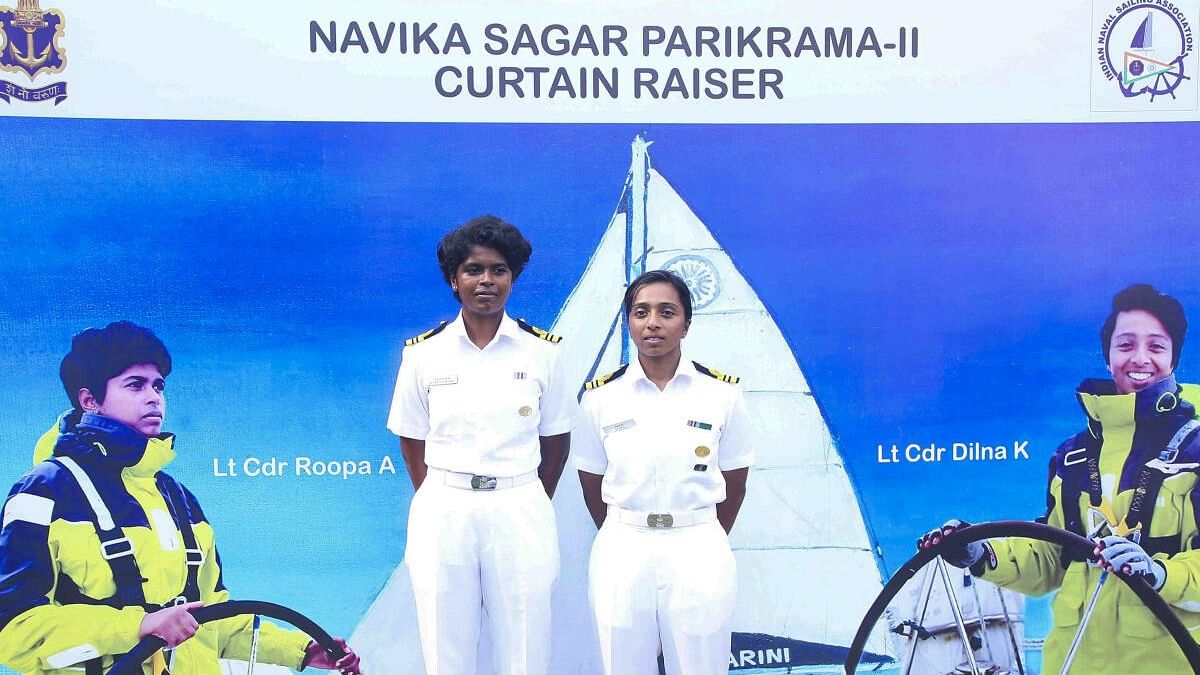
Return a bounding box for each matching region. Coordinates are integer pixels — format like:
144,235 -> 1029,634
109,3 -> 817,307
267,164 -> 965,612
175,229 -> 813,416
405,472 -> 560,675
588,510 -> 737,675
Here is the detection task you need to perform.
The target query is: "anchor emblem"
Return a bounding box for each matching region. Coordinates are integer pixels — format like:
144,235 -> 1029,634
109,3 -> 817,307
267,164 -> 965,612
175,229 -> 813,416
0,0 -> 66,81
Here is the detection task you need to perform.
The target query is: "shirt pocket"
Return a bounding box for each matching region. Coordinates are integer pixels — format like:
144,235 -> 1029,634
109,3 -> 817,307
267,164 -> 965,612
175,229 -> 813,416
597,414 -> 645,482
424,372 -> 465,438
509,374 -> 544,429
680,414 -> 721,470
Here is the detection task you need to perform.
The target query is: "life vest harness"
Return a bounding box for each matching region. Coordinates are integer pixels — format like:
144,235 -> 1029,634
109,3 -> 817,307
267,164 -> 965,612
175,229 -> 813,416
1059,413 -> 1200,564
51,456 -> 205,675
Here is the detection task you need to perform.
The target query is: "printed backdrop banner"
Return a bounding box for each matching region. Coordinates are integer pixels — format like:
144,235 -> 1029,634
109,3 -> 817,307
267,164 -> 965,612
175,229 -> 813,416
1,1 -> 1199,674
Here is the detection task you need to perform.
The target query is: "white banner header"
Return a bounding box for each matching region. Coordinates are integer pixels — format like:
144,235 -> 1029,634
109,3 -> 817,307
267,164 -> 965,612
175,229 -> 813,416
0,0 -> 1196,122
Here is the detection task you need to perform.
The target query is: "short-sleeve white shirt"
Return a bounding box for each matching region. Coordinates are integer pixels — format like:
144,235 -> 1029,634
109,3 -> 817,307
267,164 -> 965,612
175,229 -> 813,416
387,312 -> 576,477
573,354 -> 754,513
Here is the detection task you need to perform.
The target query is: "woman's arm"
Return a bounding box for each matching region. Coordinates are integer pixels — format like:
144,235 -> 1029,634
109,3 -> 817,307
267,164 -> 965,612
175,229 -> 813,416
717,467 -> 748,534
976,452 -> 1068,596
400,437 -> 428,490
716,386 -> 754,534
579,470 -> 607,529
573,394 -> 609,527
538,433 -> 570,498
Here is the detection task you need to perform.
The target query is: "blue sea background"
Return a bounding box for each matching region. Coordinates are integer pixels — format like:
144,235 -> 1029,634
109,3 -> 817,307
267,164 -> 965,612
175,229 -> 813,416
0,120 -> 1197,672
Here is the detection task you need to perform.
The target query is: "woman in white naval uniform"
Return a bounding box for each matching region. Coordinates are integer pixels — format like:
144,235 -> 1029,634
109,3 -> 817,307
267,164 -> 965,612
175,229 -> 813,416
575,270 -> 754,675
387,215 -> 575,675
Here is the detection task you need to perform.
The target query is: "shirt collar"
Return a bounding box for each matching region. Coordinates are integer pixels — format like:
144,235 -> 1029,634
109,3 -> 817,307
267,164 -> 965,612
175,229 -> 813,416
448,310 -> 518,349
627,350 -> 696,391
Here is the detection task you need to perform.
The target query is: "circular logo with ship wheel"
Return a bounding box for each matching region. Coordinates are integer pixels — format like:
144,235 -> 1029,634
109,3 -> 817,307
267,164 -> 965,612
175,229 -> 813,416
1097,2 -> 1193,101
662,254 -> 721,310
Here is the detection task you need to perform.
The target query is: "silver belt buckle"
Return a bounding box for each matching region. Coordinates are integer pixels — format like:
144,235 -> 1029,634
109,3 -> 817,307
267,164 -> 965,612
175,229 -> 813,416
646,513 -> 674,528
470,475 -> 498,490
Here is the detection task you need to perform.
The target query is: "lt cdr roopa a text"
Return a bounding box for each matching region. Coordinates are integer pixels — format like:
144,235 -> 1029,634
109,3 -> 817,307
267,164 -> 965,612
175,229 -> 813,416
212,455 -> 399,479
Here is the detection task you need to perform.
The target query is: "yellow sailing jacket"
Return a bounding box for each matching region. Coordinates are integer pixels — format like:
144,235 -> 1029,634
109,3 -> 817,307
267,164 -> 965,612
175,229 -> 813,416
982,377 -> 1200,674
0,413 -> 310,674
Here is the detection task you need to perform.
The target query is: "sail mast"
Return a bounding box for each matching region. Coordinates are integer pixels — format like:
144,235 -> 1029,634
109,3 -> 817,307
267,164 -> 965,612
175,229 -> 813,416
623,133 -> 652,363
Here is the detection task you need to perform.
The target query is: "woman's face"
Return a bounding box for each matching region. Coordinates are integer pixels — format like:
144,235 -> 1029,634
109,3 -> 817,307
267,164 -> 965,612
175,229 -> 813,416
88,363 -> 167,436
1108,308 -> 1174,394
452,245 -> 512,319
628,281 -> 690,361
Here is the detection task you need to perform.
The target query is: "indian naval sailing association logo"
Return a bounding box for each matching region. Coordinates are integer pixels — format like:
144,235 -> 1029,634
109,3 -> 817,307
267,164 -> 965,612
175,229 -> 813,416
0,0 -> 67,104
1097,1 -> 1193,101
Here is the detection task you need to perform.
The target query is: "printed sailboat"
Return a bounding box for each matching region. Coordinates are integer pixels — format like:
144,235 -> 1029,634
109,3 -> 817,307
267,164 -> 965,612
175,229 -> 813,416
350,135 -> 893,673
889,564 -> 1026,675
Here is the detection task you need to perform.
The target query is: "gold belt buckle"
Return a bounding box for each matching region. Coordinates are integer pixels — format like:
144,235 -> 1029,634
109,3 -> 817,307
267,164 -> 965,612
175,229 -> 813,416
646,513 -> 674,528
470,475 -> 498,490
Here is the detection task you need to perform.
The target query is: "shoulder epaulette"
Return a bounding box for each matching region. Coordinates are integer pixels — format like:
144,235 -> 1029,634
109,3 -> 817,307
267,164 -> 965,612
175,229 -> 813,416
404,321 -> 449,346
517,318 -> 562,344
693,361 -> 740,384
585,364 -> 629,390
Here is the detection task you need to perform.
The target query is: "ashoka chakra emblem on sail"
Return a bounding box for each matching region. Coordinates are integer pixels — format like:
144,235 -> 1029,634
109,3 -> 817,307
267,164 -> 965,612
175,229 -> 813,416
662,254 -> 721,310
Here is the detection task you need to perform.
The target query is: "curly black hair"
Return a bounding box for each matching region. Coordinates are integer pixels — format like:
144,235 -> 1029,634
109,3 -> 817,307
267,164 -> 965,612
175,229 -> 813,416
436,215 -> 532,301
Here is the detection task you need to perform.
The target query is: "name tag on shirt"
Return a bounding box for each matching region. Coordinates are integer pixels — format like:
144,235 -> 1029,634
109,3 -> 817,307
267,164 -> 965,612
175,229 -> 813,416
426,374 -> 459,387
603,419 -> 637,434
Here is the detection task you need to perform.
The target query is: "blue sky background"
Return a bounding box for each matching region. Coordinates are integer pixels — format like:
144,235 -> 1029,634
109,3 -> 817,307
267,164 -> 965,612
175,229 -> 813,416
0,119 -> 1197,645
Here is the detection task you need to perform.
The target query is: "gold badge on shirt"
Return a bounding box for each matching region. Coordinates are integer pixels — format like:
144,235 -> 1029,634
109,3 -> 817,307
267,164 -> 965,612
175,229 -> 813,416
695,446 -> 711,458
518,405 -> 533,417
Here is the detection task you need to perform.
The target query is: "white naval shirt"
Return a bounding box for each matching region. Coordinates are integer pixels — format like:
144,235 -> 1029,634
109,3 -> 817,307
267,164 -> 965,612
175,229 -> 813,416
573,355 -> 754,513
387,312 -> 576,477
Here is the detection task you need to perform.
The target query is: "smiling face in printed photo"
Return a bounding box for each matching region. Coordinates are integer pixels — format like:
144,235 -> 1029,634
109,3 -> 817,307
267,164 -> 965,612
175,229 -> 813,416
628,281 -> 690,362
1108,308 -> 1175,394
91,363 -> 167,436
452,245 -> 513,319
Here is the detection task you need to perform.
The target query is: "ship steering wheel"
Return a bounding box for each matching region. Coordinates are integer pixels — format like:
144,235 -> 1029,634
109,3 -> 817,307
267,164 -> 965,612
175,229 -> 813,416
107,600 -> 347,675
843,520 -> 1200,674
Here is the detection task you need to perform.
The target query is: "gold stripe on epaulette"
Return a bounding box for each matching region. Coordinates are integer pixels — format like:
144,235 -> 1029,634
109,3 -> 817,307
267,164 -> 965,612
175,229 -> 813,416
517,318 -> 562,343
585,364 -> 628,390
404,321 -> 448,346
693,362 -> 740,384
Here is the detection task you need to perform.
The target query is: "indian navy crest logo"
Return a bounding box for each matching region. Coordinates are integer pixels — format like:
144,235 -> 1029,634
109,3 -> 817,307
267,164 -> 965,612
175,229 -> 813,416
0,0 -> 67,104
1092,0 -> 1197,110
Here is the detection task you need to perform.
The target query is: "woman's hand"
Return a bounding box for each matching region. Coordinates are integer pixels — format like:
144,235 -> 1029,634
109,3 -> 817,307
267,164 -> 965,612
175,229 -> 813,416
1096,535 -> 1166,589
304,637 -> 362,674
138,601 -> 204,648
916,519 -> 987,569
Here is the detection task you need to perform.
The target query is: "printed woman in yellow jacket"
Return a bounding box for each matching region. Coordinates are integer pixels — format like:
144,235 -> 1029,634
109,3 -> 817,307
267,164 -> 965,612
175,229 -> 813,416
0,321 -> 361,675
922,284 -> 1200,674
